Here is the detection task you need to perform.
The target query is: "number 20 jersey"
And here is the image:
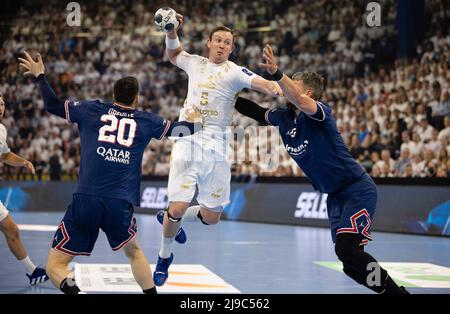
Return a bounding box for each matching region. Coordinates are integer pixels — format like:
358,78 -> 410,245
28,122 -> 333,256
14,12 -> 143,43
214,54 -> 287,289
63,99 -> 171,206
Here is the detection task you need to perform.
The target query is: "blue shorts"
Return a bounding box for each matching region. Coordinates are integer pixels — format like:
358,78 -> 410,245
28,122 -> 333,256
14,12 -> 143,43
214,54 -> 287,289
52,194 -> 137,256
327,174 -> 377,246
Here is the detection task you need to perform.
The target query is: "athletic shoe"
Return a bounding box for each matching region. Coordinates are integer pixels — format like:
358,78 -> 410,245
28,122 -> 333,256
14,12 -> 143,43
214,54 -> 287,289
153,253 -> 173,286
156,210 -> 187,244
26,267 -> 49,285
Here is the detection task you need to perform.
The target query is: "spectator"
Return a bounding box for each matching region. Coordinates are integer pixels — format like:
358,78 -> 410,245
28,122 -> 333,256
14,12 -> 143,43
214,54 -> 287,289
394,147 -> 412,176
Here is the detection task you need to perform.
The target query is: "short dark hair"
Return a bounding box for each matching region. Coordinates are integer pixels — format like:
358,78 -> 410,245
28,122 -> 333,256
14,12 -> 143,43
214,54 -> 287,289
209,26 -> 236,45
113,76 -> 139,105
292,71 -> 325,100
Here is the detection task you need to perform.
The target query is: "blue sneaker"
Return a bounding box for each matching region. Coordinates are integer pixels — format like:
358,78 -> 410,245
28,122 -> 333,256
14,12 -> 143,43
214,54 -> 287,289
156,210 -> 187,244
153,253 -> 173,286
26,267 -> 49,285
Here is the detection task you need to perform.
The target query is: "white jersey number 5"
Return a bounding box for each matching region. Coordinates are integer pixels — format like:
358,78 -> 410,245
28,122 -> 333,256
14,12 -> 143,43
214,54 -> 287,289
98,115 -> 137,147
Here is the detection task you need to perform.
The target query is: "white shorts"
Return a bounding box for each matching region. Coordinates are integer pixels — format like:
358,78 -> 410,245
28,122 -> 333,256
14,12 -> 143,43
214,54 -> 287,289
168,139 -> 231,211
0,200 -> 9,222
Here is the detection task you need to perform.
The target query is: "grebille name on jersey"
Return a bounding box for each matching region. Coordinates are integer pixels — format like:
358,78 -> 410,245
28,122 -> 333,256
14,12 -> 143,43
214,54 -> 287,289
108,108 -> 134,118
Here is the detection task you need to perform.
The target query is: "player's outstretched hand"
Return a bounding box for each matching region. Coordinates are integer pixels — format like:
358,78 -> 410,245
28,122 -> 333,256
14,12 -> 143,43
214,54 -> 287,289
22,160 -> 35,175
260,44 -> 278,75
18,51 -> 45,78
185,106 -> 204,125
168,13 -> 184,37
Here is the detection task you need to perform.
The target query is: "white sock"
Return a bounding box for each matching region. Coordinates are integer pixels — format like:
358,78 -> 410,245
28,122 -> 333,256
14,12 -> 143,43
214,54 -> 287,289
20,256 -> 36,274
159,236 -> 174,259
182,205 -> 201,222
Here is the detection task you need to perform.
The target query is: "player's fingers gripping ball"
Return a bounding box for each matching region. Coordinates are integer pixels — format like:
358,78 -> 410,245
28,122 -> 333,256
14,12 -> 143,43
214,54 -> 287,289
154,7 -> 180,33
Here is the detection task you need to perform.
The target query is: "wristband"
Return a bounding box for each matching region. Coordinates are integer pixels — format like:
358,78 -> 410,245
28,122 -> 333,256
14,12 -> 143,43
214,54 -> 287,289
166,36 -> 181,50
270,68 -> 284,82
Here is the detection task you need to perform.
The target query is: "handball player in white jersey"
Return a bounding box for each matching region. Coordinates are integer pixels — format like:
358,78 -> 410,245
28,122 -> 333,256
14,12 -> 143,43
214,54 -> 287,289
0,94 -> 49,285
153,13 -> 282,286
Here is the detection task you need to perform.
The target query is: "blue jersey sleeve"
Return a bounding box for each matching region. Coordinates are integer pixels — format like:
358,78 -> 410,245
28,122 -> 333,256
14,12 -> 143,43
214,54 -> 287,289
305,101 -> 328,122
146,113 -> 202,140
146,113 -> 172,140
265,108 -> 289,127
64,99 -> 88,124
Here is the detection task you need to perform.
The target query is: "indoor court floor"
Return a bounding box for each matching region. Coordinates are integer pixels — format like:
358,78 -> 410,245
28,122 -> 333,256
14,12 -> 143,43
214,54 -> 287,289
1,212 -> 449,294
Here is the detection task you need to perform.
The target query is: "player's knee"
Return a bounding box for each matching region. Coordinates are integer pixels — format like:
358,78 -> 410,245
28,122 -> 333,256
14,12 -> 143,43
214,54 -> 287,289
167,209 -> 183,223
198,210 -> 221,225
202,216 -> 220,225
46,259 -> 58,277
334,236 -> 356,262
123,240 -> 140,259
166,207 -> 184,222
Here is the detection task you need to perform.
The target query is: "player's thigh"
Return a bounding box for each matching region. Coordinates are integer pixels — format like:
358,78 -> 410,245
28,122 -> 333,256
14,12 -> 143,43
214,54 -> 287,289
168,142 -> 198,203
52,194 -> 102,257
197,160 -> 231,210
101,198 -> 137,252
326,195 -> 343,244
337,177 -> 377,242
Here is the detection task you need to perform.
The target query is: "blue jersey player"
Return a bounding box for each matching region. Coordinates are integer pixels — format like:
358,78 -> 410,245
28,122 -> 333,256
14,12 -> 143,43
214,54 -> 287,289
18,51 -> 203,294
234,44 -> 409,294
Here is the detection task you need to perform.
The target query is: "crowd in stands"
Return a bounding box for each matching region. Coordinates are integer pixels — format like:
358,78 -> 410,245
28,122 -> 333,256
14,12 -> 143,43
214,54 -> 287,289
0,0 -> 449,181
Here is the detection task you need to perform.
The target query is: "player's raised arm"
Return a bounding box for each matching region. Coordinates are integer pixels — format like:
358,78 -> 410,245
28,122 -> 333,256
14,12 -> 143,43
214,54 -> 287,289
164,13 -> 185,66
250,76 -> 283,98
18,51 -> 66,119
260,44 -> 318,115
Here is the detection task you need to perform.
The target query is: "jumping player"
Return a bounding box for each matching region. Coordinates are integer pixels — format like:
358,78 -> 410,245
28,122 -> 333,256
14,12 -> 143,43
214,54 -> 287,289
18,51 -> 203,294
153,14 -> 282,286
233,44 -> 409,294
0,94 -> 49,285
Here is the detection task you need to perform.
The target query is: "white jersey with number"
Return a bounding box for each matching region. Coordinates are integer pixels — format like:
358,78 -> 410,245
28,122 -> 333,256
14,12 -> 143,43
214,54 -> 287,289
174,51 -> 259,154
167,52 -> 260,209
0,123 -> 10,155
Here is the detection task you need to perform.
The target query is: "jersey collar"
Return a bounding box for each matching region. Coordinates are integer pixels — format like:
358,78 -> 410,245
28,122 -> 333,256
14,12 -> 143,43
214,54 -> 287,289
112,102 -> 135,110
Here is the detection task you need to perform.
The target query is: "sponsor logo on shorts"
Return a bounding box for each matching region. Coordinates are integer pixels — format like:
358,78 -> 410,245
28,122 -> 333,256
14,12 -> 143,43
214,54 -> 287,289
211,188 -> 224,199
181,177 -> 194,190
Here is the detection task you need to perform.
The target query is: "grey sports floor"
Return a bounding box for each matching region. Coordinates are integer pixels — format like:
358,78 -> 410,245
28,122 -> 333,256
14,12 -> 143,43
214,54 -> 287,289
1,212 -> 449,294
